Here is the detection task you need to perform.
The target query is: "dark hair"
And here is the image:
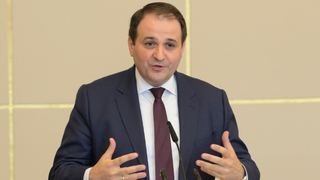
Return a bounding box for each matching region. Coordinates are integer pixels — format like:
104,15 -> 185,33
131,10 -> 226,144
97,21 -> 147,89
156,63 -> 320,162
129,2 -> 187,45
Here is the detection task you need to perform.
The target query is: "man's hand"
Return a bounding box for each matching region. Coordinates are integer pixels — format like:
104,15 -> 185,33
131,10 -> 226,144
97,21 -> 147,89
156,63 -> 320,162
89,138 -> 147,180
196,131 -> 245,180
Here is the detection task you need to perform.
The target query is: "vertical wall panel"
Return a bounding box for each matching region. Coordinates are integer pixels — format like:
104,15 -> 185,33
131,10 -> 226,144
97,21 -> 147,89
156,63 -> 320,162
233,103 -> 320,179
190,0 -> 320,99
12,0 -> 130,104
14,109 -> 71,180
0,0 -> 8,104
0,110 -> 10,180
1,1 -> 10,179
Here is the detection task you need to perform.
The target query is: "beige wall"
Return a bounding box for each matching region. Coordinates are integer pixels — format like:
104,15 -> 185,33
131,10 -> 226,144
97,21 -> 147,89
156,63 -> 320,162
1,0 -> 319,179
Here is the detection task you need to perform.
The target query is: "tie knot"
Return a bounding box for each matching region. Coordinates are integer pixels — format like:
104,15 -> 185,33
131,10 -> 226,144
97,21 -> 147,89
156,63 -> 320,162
150,87 -> 165,99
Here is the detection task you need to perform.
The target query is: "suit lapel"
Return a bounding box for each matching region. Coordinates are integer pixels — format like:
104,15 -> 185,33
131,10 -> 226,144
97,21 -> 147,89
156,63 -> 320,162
115,67 -> 149,179
176,72 -> 200,178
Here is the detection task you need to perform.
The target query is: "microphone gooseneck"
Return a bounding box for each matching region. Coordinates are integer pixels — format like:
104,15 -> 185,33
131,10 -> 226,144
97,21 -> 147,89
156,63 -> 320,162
167,121 -> 187,180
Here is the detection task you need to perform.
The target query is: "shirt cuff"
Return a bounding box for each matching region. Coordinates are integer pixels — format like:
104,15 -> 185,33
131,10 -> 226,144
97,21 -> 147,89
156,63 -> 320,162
83,167 -> 92,180
241,163 -> 248,180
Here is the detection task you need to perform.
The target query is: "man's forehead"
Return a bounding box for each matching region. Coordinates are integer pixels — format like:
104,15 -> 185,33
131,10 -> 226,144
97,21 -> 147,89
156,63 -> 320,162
137,14 -> 181,37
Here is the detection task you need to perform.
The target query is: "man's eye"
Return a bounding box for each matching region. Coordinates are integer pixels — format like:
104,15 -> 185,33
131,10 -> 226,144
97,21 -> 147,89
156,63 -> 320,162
166,43 -> 175,48
145,42 -> 155,46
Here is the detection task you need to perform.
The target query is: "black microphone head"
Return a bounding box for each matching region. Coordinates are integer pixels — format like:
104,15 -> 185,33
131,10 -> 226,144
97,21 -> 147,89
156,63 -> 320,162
160,168 -> 168,180
167,121 -> 187,180
167,121 -> 178,142
193,168 -> 202,180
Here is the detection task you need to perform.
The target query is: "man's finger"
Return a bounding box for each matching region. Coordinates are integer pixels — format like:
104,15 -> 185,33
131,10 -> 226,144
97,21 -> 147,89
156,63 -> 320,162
196,160 -> 223,177
122,171 -> 147,180
200,152 -> 230,168
101,138 -> 116,160
118,164 -> 146,176
221,131 -> 235,153
113,152 -> 139,166
200,153 -> 222,165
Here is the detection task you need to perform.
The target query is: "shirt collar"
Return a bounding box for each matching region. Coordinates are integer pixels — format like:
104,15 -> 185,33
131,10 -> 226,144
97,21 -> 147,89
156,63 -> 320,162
135,68 -> 177,96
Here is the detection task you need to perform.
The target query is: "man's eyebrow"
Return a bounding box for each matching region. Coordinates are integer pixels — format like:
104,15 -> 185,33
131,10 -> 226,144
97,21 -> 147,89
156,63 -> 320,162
143,37 -> 156,41
166,38 -> 178,44
142,37 -> 178,44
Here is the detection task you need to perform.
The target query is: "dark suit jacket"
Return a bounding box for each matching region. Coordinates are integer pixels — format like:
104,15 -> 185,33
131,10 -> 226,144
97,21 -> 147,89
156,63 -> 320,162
49,66 -> 260,180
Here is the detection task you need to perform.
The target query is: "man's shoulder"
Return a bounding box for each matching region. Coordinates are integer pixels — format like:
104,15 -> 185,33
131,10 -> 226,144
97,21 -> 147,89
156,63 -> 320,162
77,67 -> 135,96
86,67 -> 134,88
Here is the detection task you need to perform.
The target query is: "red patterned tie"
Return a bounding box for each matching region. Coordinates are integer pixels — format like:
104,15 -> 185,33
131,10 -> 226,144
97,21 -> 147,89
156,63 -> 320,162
150,88 -> 174,180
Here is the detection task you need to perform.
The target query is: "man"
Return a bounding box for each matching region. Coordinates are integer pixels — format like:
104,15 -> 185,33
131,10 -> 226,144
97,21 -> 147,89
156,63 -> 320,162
49,2 -> 260,180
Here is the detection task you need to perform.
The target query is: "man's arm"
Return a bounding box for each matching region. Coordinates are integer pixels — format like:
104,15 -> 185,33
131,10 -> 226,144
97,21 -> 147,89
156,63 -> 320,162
196,90 -> 260,180
49,85 -> 96,180
49,85 -> 147,180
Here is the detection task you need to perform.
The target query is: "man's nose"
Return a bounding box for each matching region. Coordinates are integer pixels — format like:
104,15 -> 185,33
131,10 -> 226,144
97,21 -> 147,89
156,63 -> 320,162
153,46 -> 165,61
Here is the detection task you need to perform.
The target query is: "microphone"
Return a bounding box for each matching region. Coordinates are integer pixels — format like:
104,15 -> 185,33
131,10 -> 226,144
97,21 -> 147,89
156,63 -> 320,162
160,168 -> 168,180
193,168 -> 202,180
167,121 -> 187,180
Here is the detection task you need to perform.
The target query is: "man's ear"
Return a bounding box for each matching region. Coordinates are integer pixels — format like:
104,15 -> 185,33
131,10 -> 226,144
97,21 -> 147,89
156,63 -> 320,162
182,40 -> 186,50
128,36 -> 135,57
181,40 -> 186,56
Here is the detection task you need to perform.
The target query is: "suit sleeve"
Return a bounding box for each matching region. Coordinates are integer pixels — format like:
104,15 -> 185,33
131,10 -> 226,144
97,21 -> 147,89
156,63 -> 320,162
221,90 -> 260,180
49,85 -> 93,180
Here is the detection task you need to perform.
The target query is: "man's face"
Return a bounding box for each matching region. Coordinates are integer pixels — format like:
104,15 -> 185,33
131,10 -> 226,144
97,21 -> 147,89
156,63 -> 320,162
128,13 -> 185,87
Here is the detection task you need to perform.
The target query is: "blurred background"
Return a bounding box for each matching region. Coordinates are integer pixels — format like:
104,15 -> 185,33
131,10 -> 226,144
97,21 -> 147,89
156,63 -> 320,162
1,0 -> 319,179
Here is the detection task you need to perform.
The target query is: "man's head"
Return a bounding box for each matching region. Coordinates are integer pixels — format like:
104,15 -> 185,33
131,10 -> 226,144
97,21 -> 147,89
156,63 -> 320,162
129,2 -> 187,46
128,2 -> 186,87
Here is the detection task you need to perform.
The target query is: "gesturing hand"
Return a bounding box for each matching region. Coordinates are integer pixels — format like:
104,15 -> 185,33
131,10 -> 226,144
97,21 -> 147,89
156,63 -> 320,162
196,131 -> 245,180
89,138 -> 147,180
